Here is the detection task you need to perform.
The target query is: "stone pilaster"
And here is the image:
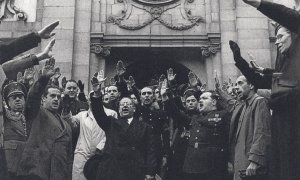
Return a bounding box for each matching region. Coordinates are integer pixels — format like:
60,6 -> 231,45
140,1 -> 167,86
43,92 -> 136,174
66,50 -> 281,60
72,0 -> 92,93
42,0 -> 76,79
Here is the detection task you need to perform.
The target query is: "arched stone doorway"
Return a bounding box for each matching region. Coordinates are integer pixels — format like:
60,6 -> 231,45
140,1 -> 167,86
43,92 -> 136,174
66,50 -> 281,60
105,47 -> 205,88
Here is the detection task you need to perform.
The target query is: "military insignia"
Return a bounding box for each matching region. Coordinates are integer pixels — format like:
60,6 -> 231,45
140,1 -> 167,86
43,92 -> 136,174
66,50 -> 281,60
139,116 -> 143,121
208,114 -> 222,122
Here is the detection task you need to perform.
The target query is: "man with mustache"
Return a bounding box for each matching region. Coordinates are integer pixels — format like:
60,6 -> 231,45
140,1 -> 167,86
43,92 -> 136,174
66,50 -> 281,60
17,59 -> 72,180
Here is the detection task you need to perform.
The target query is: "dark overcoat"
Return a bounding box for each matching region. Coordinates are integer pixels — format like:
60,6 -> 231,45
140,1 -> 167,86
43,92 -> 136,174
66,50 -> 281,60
234,2 -> 300,180
17,76 -> 72,180
86,95 -> 157,180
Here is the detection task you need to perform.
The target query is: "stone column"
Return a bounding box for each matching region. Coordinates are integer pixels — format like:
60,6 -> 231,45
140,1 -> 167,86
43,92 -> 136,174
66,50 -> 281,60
72,0 -> 92,94
236,0 -> 271,72
219,0 -> 239,81
43,0 -> 76,79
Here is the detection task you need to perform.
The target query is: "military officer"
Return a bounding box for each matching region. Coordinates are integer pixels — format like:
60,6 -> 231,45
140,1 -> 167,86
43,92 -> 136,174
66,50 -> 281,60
2,82 -> 28,179
161,80 -> 230,180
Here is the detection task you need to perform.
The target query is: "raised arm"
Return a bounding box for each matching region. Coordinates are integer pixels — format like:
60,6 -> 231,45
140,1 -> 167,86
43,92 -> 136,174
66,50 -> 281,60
0,20 -> 59,64
257,1 -> 300,33
25,58 -> 56,121
229,41 -> 272,89
90,71 -> 112,132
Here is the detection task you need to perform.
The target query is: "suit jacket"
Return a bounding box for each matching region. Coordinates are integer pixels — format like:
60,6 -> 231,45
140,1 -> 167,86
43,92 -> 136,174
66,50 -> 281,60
90,94 -> 157,180
17,76 -> 72,180
229,94 -> 271,180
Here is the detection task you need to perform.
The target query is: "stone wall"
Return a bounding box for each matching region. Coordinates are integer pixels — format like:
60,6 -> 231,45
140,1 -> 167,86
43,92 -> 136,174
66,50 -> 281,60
0,0 -> 279,91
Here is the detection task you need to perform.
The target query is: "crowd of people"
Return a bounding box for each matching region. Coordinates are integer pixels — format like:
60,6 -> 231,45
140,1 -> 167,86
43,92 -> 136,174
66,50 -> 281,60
0,0 -> 299,180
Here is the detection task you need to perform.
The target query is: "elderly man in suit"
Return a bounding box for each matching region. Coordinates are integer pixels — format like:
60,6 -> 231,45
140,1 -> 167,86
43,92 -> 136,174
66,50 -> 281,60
84,72 -> 156,180
17,59 -> 72,180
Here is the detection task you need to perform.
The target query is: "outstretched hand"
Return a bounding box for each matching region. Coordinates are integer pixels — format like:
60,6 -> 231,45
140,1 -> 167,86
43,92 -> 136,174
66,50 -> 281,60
167,68 -> 176,82
42,58 -> 56,78
38,20 -> 59,39
36,39 -> 56,61
116,60 -> 126,76
188,71 -> 198,87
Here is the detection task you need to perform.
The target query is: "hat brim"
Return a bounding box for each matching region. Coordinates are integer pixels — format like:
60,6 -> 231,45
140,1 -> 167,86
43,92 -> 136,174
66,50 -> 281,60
7,91 -> 25,98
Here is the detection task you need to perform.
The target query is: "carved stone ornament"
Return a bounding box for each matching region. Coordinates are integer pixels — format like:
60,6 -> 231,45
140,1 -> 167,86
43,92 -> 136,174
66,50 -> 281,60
201,45 -> 220,57
0,0 -> 27,21
107,0 -> 204,31
133,0 -> 179,5
90,44 -> 111,57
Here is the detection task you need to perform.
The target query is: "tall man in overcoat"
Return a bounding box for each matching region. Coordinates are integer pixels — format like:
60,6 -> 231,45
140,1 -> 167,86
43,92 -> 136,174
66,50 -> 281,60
17,59 -> 72,180
229,76 -> 271,180
231,1 -> 300,179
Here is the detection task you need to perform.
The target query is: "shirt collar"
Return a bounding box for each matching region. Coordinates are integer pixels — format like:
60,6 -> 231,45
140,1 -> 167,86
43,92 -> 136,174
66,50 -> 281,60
127,117 -> 134,124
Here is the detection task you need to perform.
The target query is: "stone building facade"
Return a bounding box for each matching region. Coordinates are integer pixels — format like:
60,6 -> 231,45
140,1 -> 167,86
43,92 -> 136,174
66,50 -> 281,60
0,0 -> 291,90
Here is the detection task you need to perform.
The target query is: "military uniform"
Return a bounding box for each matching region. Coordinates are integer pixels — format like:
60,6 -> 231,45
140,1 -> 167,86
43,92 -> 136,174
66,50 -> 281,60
164,99 -> 230,180
182,110 -> 230,180
135,106 -> 170,173
2,82 -> 28,179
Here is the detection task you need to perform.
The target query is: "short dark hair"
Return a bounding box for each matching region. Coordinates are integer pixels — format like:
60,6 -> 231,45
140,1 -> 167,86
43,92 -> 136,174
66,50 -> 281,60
43,85 -> 62,97
66,79 -> 78,86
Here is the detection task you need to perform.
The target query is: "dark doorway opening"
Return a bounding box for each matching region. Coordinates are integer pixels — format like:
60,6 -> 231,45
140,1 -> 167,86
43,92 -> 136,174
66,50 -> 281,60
106,47 -> 201,89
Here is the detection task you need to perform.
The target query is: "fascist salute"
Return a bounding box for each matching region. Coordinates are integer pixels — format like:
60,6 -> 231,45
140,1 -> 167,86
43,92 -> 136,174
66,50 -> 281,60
85,71 -> 157,180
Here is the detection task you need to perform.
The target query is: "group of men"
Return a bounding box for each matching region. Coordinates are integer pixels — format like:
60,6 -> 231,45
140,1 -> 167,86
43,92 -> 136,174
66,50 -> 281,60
0,0 -> 299,180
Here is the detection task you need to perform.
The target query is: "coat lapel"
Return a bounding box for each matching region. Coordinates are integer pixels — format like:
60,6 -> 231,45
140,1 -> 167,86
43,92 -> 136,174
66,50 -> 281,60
229,103 -> 244,144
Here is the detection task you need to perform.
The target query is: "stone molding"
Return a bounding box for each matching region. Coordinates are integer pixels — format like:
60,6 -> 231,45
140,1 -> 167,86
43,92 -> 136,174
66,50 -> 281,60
90,32 -> 220,57
0,0 -> 27,21
107,0 -> 204,31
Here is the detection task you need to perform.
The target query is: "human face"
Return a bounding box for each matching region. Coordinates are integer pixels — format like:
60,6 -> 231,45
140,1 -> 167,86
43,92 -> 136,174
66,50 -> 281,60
119,98 -> 135,118
130,94 -> 138,105
198,92 -> 216,113
140,87 -> 154,106
103,94 -> 110,104
7,94 -> 25,112
43,88 -> 62,112
275,27 -> 292,54
185,95 -> 198,111
107,86 -> 119,101
235,76 -> 253,100
65,81 -> 78,98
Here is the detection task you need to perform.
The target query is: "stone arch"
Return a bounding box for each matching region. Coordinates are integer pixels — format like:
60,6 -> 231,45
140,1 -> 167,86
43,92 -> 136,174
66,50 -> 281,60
105,47 -> 206,89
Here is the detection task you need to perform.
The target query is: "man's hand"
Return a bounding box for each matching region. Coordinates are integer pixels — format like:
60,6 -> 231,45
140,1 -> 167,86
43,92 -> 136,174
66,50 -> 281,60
53,67 -> 61,79
246,161 -> 259,176
229,40 -> 242,62
42,58 -> 56,78
78,80 -> 84,92
61,76 -> 67,89
242,0 -> 261,8
36,39 -> 55,61
96,70 -> 106,83
116,60 -> 126,76
38,20 -> 59,39
160,79 -> 168,97
167,68 -> 176,82
188,71 -> 198,87
126,76 -> 135,90
17,72 -> 25,83
24,67 -> 36,82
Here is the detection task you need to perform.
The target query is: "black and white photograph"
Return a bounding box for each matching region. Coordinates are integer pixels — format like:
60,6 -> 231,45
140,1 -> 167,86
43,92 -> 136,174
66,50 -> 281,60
0,0 -> 299,180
